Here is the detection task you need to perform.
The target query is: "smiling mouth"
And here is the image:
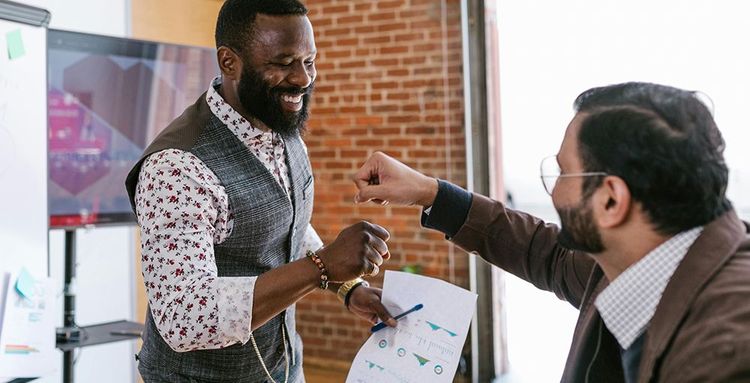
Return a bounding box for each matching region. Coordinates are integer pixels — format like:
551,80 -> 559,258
280,93 -> 304,112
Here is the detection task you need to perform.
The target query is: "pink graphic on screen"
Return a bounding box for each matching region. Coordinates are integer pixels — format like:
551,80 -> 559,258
48,35 -> 217,227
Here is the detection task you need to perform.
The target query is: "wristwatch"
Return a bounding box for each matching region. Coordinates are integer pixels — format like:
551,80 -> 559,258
337,278 -> 369,307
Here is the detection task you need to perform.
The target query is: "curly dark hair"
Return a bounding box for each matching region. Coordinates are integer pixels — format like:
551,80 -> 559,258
573,82 -> 732,235
215,0 -> 308,52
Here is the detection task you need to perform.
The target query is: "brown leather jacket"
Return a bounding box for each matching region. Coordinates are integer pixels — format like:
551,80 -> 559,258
450,193 -> 750,382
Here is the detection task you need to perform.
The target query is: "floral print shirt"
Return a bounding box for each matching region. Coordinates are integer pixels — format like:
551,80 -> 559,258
134,77 -> 322,351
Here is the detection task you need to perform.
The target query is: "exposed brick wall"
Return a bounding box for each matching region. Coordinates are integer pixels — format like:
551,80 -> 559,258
299,0 -> 469,366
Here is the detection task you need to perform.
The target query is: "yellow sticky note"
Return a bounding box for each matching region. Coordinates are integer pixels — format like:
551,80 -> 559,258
6,29 -> 26,60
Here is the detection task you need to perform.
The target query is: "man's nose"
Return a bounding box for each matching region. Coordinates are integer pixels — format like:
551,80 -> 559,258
288,61 -> 313,89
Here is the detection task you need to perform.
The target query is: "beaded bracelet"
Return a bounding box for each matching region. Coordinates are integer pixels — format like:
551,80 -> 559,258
306,250 -> 329,290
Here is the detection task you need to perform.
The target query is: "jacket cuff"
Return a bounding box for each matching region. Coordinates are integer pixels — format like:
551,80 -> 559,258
421,179 -> 472,238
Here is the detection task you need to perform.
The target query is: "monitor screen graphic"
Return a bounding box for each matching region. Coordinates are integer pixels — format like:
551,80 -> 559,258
47,29 -> 218,228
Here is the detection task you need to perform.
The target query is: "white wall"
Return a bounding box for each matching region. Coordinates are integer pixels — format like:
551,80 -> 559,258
22,0 -> 129,36
13,1 -> 136,383
496,1 -> 750,381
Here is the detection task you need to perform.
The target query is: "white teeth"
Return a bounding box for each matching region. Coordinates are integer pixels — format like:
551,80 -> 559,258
282,95 -> 302,103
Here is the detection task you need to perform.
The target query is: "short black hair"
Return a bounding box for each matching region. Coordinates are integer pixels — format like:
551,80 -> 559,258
215,0 -> 308,51
574,82 -> 731,235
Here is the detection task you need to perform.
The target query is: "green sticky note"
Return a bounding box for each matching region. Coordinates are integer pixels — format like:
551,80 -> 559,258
15,267 -> 35,299
6,29 -> 26,60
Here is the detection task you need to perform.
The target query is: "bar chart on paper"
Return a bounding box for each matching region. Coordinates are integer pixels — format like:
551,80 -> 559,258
346,271 -> 477,383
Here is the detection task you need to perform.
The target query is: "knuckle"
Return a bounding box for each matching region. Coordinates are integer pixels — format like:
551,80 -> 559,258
361,231 -> 371,243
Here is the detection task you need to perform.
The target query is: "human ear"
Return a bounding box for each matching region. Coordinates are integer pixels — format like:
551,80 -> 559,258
594,176 -> 631,229
217,46 -> 241,80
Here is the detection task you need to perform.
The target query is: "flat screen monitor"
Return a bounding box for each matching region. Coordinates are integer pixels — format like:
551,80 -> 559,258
47,29 -> 218,228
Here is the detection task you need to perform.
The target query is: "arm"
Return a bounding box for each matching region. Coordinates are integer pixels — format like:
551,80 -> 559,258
354,151 -> 595,308
137,150 -> 391,352
136,149 -> 255,351
437,185 -> 595,307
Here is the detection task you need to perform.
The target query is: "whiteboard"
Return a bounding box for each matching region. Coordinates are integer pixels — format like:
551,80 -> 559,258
0,16 -> 49,278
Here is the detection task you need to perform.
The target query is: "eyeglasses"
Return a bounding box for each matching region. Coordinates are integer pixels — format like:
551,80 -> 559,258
539,155 -> 608,195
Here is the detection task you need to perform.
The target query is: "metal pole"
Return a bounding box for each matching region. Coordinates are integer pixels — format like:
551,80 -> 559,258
461,0 -> 496,381
63,229 -> 76,383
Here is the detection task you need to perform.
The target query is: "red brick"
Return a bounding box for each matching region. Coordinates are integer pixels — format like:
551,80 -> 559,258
387,115 -> 421,124
372,81 -> 398,90
368,11 -> 396,22
354,3 -> 372,11
388,138 -> 418,147
378,22 -> 407,33
322,4 -> 350,14
380,46 -> 409,55
406,126 -> 437,135
337,15 -> 363,24
322,138 -> 352,147
386,68 -> 410,77
324,27 -> 352,37
377,0 -> 404,10
354,25 -> 376,34
363,35 -> 391,45
340,149 -> 369,158
355,138 -> 385,147
355,116 -> 384,126
372,127 -> 401,135
371,58 -> 399,66
326,49 -> 352,59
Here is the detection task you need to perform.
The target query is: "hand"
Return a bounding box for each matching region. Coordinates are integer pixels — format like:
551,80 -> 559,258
347,286 -> 397,327
353,151 -> 438,207
316,221 -> 390,282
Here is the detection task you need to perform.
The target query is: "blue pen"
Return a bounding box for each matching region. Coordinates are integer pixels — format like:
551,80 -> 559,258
371,303 -> 424,332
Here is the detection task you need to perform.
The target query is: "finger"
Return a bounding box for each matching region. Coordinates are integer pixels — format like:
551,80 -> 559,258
363,260 -> 376,276
353,160 -> 378,190
371,299 -> 397,327
367,222 -> 391,242
368,262 -> 380,277
369,236 -> 389,257
382,250 -> 392,261
365,247 -> 384,267
354,184 -> 390,204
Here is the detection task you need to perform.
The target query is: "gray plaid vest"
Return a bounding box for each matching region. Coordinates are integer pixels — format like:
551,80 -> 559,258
126,93 -> 313,382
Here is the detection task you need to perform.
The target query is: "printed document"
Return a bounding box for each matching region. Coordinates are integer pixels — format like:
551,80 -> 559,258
347,271 -> 477,383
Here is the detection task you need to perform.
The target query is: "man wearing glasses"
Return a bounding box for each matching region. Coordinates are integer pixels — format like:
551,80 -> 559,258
353,82 -> 750,382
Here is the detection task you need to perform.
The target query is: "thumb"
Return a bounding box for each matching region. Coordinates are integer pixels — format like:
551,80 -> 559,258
355,184 -> 391,204
372,299 -> 397,327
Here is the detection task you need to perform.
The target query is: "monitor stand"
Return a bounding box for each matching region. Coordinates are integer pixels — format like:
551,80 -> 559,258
52,229 -> 144,383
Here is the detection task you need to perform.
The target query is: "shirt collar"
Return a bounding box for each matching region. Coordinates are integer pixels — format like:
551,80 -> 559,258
205,76 -> 274,143
594,226 -> 703,349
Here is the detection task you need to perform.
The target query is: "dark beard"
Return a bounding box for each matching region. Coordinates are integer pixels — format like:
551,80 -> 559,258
237,66 -> 314,138
556,199 -> 605,253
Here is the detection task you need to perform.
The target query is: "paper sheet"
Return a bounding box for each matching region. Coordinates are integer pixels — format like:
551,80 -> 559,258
346,271 -> 477,383
0,272 -> 56,379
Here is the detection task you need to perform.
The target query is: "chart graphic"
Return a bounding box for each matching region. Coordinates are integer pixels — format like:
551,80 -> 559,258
426,321 -> 458,337
413,353 -> 430,366
365,360 -> 384,372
